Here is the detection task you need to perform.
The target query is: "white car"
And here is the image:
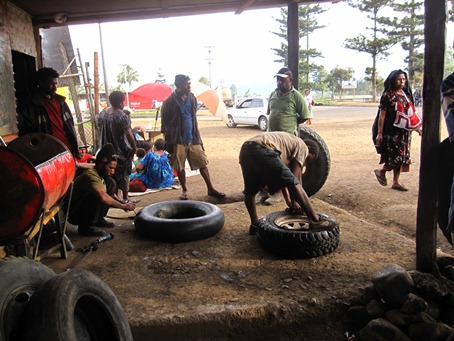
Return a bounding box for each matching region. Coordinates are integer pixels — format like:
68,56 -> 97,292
226,97 -> 269,131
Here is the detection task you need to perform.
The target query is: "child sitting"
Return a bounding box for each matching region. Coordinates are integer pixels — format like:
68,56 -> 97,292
134,139 -> 174,189
130,148 -> 147,180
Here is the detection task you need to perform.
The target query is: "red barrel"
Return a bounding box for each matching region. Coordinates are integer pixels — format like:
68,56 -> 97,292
0,133 -> 76,241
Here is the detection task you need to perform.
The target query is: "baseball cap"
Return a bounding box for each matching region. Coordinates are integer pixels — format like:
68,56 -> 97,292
274,67 -> 293,78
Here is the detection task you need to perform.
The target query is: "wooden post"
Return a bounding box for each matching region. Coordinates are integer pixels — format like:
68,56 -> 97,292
416,0 -> 446,273
288,1 -> 299,90
94,52 -> 100,116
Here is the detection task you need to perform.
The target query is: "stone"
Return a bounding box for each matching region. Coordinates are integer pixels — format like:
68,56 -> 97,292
359,318 -> 411,341
385,308 -> 414,327
401,293 -> 428,314
410,271 -> 449,300
342,305 -> 370,331
372,264 -> 414,307
366,299 -> 387,319
362,284 -> 380,305
407,322 -> 454,341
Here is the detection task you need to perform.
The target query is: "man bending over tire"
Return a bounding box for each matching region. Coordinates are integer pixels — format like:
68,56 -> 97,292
239,131 -> 336,235
64,143 -> 136,236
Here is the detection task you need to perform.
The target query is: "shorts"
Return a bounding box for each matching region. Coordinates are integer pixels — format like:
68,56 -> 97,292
239,141 -> 298,195
170,143 -> 209,171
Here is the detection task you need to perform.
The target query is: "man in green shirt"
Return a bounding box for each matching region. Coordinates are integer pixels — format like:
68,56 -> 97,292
263,67 -> 310,205
65,143 -> 136,236
268,67 -> 310,135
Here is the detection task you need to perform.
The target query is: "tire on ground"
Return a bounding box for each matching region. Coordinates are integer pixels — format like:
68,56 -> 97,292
0,256 -> 56,341
134,200 -> 225,243
23,268 -> 133,341
257,211 -> 340,259
298,125 -> 330,197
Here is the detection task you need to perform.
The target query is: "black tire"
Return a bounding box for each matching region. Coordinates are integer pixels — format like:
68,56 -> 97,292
258,116 -> 268,131
134,200 -> 225,242
226,114 -> 237,128
24,268 -> 133,341
257,211 -> 340,259
438,138 -> 453,245
298,126 -> 330,196
0,257 -> 55,341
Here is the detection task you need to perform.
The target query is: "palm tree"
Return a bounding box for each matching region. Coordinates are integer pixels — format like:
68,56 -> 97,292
117,64 -> 139,107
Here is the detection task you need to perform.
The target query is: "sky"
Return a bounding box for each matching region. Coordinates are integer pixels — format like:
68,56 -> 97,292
67,2 -> 454,96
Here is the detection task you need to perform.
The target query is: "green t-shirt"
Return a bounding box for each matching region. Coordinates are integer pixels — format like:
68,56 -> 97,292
71,167 -> 106,204
268,87 -> 309,135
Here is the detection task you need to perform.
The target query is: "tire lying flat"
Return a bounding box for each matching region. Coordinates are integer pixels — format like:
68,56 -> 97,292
257,211 -> 340,259
23,268 -> 133,341
134,200 -> 225,243
0,257 -> 56,341
298,126 -> 330,197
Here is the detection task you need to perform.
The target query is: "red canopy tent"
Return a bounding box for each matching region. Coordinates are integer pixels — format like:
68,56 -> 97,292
128,83 -> 172,109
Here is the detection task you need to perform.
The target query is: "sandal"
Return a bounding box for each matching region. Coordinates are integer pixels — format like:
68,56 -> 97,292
374,169 -> 387,186
179,191 -> 188,200
208,190 -> 226,198
392,184 -> 408,191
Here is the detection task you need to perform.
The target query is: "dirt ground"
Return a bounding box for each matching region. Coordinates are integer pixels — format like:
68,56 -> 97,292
43,106 -> 454,340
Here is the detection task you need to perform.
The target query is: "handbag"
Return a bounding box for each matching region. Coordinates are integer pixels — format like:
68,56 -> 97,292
393,92 -> 422,131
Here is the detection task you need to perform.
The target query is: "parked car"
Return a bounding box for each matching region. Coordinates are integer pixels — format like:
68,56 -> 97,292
226,97 -> 269,131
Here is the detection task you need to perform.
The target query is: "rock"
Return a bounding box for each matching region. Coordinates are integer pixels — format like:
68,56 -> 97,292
440,306 -> 454,327
366,299 -> 387,319
362,284 -> 380,305
410,271 -> 449,300
359,318 -> 411,341
372,264 -> 414,307
343,305 -> 370,331
407,322 -> 454,341
385,308 -> 414,327
426,300 -> 442,319
401,293 -> 428,314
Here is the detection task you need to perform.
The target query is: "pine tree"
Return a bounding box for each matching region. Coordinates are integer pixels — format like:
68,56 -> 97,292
344,0 -> 396,101
271,5 -> 326,89
381,0 -> 424,88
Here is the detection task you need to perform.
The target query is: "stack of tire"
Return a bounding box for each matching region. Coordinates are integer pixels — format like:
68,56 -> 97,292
0,257 -> 132,341
256,126 -> 340,259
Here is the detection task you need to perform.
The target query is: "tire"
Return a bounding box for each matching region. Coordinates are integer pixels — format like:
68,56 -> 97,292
24,268 -> 133,341
258,116 -> 268,131
0,257 -> 55,341
438,138 -> 453,245
298,126 -> 330,197
257,211 -> 340,259
135,200 -> 225,242
226,115 -> 237,128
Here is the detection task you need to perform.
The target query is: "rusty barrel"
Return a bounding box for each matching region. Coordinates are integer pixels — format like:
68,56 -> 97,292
0,133 -> 76,241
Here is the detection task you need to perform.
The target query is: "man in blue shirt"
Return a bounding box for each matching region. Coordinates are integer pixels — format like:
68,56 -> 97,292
161,74 -> 225,200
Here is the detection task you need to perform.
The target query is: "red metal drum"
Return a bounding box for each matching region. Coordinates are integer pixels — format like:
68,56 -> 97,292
0,133 -> 76,241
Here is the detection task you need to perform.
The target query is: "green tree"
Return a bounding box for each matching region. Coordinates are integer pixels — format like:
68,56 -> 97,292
326,67 -> 354,100
117,64 -> 139,91
345,0 -> 396,102
155,68 -> 166,83
271,4 -> 326,89
444,46 -> 454,78
198,76 -> 210,85
230,84 -> 237,98
382,0 -> 424,87
310,65 -> 330,97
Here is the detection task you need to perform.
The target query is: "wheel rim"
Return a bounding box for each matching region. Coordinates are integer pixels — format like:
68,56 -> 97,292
273,214 -> 310,231
2,286 -> 34,340
227,115 -> 235,127
259,117 -> 267,131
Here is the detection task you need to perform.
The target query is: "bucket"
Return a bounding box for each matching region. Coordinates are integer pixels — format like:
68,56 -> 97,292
0,133 -> 76,241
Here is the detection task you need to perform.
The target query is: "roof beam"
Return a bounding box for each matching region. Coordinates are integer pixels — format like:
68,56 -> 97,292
235,0 -> 257,14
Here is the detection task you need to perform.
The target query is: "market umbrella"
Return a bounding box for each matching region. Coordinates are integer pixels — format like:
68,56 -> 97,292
130,83 -> 172,102
191,82 -> 228,123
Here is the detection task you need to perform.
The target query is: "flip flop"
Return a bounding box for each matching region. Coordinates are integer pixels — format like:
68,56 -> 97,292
208,190 -> 226,198
180,192 -> 188,200
374,169 -> 387,186
392,184 -> 408,191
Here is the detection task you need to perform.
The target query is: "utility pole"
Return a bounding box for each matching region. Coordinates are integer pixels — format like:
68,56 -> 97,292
204,46 -> 215,88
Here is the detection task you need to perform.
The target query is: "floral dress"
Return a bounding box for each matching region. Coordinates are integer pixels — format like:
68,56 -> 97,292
137,151 -> 174,189
378,91 -> 413,171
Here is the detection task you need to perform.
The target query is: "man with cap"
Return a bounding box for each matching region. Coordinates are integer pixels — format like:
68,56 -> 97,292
260,67 -> 311,205
239,131 -> 337,235
267,67 -> 310,135
64,143 -> 136,236
161,74 -> 225,200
